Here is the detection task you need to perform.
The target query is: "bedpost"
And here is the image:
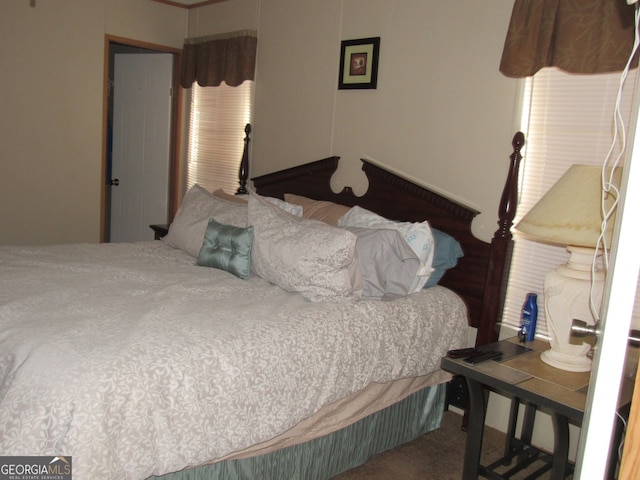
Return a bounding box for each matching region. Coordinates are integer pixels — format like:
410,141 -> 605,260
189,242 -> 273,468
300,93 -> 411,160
236,123 -> 251,195
475,132 -> 525,346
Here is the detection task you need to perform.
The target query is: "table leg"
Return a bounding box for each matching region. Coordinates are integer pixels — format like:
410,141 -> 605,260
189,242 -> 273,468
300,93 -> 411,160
503,397 -> 520,462
550,412 -> 569,479
463,378 -> 488,480
504,399 -> 537,465
518,403 -> 537,463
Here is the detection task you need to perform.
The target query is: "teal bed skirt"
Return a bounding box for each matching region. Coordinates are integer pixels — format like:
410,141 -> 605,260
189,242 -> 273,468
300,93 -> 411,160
151,382 -> 447,480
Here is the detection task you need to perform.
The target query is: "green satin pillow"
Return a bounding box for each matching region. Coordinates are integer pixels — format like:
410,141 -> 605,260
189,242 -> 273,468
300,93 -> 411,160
197,219 -> 254,280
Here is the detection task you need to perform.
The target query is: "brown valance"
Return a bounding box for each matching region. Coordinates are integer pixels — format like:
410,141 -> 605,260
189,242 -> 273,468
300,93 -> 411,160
180,30 -> 257,88
500,0 -> 638,78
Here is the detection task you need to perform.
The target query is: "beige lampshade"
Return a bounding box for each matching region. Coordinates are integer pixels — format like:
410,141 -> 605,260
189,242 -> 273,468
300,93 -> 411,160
515,165 -> 621,247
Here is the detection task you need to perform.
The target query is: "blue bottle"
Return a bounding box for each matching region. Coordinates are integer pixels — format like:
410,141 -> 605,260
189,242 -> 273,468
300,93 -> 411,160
520,293 -> 538,342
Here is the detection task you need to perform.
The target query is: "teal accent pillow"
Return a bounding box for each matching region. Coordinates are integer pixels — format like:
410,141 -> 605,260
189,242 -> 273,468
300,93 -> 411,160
424,229 -> 464,288
197,219 -> 254,280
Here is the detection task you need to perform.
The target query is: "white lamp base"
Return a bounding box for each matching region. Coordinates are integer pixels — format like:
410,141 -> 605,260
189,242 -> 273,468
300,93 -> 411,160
542,246 -> 603,373
540,348 -> 592,372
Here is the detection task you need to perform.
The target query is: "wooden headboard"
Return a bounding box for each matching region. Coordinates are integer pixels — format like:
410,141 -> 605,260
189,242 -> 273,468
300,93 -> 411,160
250,131 -> 525,346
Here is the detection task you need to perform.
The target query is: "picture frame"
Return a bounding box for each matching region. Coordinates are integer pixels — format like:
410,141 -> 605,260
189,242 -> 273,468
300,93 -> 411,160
338,37 -> 380,90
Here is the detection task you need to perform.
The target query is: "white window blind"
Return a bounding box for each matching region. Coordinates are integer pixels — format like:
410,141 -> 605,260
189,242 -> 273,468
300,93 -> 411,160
186,81 -> 254,194
503,67 -> 640,338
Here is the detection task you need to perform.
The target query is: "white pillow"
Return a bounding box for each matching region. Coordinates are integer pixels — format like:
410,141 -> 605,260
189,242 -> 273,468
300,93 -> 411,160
248,192 -> 362,302
264,197 -> 303,216
212,189 -> 303,216
163,184 -> 247,257
338,206 -> 434,292
343,227 -> 420,300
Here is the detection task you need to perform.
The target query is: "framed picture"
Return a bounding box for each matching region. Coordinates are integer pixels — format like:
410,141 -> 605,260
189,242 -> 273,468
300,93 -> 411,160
338,37 -> 380,90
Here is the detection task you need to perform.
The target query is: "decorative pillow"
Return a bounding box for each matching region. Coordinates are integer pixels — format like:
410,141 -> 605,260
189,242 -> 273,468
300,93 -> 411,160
197,219 -> 253,280
214,189 -> 302,215
338,206 -> 435,292
343,227 -> 420,300
284,193 -> 351,225
163,184 -> 248,257
212,189 -> 248,204
248,192 -> 362,302
424,229 -> 464,288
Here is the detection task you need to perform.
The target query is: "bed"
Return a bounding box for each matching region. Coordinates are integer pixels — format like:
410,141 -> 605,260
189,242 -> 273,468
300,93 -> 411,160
0,127 -> 524,480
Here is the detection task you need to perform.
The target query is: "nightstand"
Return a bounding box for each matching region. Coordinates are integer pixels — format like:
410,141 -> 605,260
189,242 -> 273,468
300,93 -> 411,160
150,224 -> 169,240
441,338 -> 634,480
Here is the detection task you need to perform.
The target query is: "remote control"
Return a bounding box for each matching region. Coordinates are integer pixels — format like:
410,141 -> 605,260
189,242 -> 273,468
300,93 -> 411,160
463,350 -> 502,364
446,347 -> 484,359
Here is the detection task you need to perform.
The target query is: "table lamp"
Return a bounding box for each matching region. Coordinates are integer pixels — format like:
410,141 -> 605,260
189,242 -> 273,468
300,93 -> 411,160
515,165 -> 621,372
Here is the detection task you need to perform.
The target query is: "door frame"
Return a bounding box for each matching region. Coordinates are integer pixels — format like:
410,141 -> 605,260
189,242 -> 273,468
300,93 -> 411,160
101,35 -> 182,243
575,80 -> 640,477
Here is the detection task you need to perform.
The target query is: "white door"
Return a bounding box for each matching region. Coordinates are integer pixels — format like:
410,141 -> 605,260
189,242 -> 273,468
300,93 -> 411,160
574,82 -> 640,477
110,53 -> 173,243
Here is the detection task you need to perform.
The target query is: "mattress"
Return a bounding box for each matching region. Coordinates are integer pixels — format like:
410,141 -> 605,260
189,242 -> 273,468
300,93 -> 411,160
0,241 -> 467,480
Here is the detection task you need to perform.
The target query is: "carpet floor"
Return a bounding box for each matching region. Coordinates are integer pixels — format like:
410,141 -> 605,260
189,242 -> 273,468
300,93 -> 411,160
332,410 -> 559,480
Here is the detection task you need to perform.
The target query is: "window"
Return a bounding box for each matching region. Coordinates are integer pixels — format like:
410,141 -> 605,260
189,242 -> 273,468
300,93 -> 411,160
185,81 -> 254,194
503,67 -> 639,337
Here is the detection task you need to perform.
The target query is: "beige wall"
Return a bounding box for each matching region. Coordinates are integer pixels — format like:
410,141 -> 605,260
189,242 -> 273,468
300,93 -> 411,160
330,0 -> 519,242
0,0 -> 185,245
187,0 -> 259,35
190,0 -> 519,242
1,0 -> 518,246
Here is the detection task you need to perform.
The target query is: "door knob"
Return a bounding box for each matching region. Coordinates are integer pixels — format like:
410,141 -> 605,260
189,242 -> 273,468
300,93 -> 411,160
110,178 -> 120,186
571,319 -> 640,348
571,319 -> 598,339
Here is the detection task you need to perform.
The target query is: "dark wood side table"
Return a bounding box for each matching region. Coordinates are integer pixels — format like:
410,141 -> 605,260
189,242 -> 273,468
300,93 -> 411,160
441,338 -> 634,480
150,224 -> 169,240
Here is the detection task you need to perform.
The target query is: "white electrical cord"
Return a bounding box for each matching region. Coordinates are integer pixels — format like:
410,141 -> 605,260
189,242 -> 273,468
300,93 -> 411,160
587,5 -> 640,473
616,409 -> 628,463
589,4 -> 640,323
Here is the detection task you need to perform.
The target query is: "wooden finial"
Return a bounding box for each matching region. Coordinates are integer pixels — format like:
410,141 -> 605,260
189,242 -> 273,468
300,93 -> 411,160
236,123 -> 251,195
494,131 -> 525,240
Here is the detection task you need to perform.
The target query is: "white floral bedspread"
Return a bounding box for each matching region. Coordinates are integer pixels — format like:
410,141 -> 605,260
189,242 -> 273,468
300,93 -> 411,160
0,242 -> 467,480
